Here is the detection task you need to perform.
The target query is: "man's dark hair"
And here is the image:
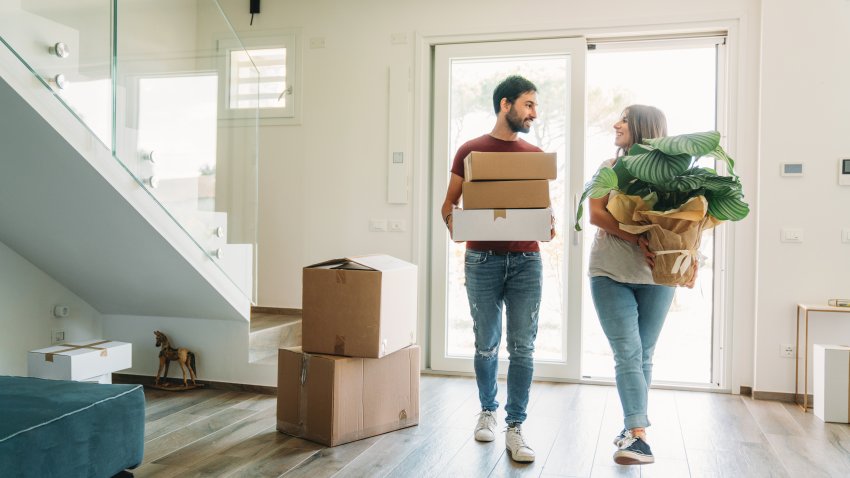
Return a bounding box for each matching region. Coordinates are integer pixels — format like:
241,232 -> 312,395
492,75 -> 537,114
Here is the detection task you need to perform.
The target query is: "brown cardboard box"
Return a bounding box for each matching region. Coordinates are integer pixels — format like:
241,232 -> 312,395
277,345 -> 420,446
463,152 -> 557,181
302,255 -> 417,358
462,180 -> 550,209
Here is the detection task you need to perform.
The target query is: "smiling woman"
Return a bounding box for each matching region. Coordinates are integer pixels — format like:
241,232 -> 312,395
581,35 -> 727,386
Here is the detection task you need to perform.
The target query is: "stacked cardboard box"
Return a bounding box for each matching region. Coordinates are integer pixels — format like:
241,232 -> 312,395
277,255 -> 420,446
452,152 -> 557,241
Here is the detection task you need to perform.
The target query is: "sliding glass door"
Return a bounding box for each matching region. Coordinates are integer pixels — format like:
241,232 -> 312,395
429,35 -> 727,388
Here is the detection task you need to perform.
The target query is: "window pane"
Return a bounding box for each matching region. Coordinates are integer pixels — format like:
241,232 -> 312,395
581,45 -> 717,383
445,56 -> 570,362
230,48 -> 286,109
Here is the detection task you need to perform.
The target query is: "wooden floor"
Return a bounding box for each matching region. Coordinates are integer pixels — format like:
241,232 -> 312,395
132,375 -> 850,477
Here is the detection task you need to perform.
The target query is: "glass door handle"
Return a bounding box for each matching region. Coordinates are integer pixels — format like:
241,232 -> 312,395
572,193 -> 580,246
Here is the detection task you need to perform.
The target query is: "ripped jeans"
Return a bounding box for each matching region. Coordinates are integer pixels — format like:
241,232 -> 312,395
464,249 -> 542,425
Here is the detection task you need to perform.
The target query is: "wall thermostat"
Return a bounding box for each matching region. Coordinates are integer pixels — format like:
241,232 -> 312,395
840,159 -> 850,186
780,162 -> 803,177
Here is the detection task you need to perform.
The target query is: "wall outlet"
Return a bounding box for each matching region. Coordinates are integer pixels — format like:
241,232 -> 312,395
388,220 -> 406,232
780,343 -> 795,358
51,329 -> 65,345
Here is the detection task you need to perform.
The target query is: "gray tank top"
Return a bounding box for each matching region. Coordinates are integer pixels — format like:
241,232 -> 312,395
587,159 -> 655,284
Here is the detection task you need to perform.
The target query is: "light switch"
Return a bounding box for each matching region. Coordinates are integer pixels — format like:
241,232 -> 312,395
369,219 -> 387,232
781,228 -> 803,243
842,228 -> 850,244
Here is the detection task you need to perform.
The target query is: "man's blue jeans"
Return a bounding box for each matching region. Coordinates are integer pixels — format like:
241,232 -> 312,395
464,249 -> 542,425
590,275 -> 675,430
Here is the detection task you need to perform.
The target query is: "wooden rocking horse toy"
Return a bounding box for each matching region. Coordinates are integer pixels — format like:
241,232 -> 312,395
153,330 -> 199,390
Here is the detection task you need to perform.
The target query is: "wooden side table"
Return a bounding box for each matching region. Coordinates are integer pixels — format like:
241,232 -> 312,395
795,304 -> 850,411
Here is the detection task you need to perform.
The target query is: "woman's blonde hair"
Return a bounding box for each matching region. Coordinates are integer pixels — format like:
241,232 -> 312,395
617,104 -> 668,157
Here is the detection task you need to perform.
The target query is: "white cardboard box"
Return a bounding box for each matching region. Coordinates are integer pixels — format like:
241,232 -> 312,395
452,207 -> 552,241
813,344 -> 850,423
28,339 -> 132,383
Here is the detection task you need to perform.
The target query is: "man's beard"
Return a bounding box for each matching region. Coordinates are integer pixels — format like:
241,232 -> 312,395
506,107 -> 531,133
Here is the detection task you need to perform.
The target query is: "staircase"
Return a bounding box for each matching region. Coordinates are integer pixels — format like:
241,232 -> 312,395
0,3 -> 258,322
249,309 -> 302,365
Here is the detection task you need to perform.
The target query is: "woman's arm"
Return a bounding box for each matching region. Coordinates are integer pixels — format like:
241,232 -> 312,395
588,195 -> 639,244
589,195 -> 656,267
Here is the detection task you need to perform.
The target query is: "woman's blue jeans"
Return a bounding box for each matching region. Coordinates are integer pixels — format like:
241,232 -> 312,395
464,249 -> 542,425
590,275 -> 675,430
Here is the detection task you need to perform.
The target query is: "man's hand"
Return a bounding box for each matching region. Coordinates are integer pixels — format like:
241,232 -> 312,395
638,236 -> 655,268
446,215 -> 464,244
550,215 -> 557,240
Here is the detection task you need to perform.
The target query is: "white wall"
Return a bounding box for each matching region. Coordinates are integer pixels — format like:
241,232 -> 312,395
0,240 -> 102,376
102,314 -> 275,386
754,0 -> 850,394
218,0 -> 763,392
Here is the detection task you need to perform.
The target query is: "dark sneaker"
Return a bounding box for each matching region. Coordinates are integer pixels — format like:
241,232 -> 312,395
613,433 -> 654,465
613,428 -> 628,447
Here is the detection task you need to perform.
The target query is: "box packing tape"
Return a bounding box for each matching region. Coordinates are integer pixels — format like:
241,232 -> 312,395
44,340 -> 111,362
298,353 -> 311,434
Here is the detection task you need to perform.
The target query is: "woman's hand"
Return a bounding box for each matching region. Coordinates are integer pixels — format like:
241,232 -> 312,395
683,262 -> 698,289
638,236 -> 655,267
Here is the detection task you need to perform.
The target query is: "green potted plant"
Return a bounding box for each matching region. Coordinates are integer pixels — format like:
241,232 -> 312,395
574,130 -> 749,285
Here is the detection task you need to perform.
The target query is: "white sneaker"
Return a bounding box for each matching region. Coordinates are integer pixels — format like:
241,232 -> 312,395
474,410 -> 497,442
505,425 -> 535,462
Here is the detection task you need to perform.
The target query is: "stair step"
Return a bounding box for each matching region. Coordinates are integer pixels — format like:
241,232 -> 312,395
248,311 -> 301,364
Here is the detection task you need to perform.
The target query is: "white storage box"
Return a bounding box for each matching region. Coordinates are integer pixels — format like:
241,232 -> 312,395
452,207 -> 552,241
28,340 -> 132,383
813,344 -> 850,423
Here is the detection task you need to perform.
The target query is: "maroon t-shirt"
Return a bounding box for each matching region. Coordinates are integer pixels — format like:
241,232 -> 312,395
450,134 -> 544,253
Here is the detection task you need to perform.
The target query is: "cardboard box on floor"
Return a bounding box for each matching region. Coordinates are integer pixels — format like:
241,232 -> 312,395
814,344 -> 850,423
462,180 -> 551,209
452,207 -> 552,241
302,254 -> 417,358
463,151 -> 557,181
28,340 -> 132,383
277,345 -> 420,446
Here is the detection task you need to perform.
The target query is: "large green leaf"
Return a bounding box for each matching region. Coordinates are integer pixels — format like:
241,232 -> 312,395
702,175 -> 741,194
574,167 -> 618,231
707,194 -> 750,221
628,143 -> 655,155
667,174 -> 705,192
645,131 -> 720,157
622,149 -> 692,184
612,158 -> 634,186
708,144 -> 737,177
624,180 -> 651,197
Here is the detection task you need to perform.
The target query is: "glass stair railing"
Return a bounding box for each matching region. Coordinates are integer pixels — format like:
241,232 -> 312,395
0,0 -> 259,302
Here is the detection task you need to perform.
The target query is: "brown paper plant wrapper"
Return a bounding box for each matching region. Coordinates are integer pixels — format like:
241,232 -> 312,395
606,192 -> 721,286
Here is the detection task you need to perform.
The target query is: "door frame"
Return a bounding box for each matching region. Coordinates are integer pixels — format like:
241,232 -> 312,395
411,21 -> 744,393
427,38 -> 586,380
